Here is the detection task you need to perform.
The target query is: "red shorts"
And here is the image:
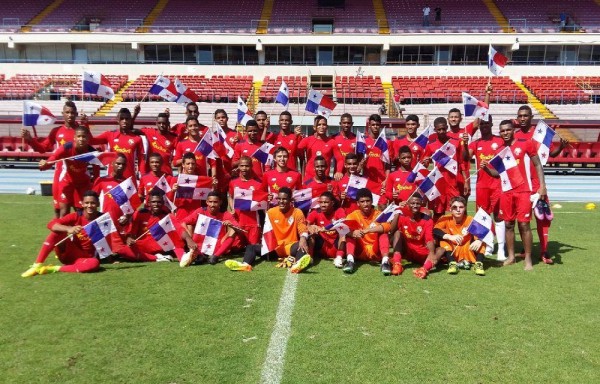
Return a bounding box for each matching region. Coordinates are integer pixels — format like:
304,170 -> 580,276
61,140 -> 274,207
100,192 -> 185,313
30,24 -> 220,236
476,186 -> 501,216
237,225 -> 261,245
315,240 -> 338,259
403,244 -> 429,265
56,240 -> 95,265
499,190 -> 532,222
58,181 -> 91,208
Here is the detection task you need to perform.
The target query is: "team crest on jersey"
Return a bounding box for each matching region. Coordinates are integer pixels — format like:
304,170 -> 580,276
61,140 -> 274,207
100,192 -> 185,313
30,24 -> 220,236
461,228 -> 468,236
277,141 -> 282,146
351,143 -> 356,148
287,216 -> 294,225
249,186 -> 255,190
316,151 -> 322,156
412,145 -> 419,151
491,143 -> 499,150
286,177 -> 293,183
515,148 -> 522,155
395,178 -> 400,181
417,226 -> 423,234
289,139 -> 294,145
129,139 -> 134,145
274,219 -> 280,224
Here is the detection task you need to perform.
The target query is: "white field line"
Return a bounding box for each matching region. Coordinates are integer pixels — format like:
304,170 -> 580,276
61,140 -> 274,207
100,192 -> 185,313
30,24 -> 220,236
260,272 -> 299,384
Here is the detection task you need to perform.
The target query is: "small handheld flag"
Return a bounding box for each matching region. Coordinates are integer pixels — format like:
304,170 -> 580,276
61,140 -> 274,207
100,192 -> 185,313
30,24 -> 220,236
275,81 -> 289,110
488,45 -> 508,76
82,71 -> 114,100
149,75 -> 179,102
488,146 -> 525,192
22,101 -> 56,126
83,213 -> 116,259
532,120 -> 556,166
305,89 -> 337,118
462,92 -> 489,121
237,97 -> 253,126
467,208 -> 494,247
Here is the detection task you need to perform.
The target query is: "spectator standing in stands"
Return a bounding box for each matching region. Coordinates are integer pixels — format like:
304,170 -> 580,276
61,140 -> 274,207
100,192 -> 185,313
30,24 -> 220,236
423,5 -> 431,27
435,7 -> 442,25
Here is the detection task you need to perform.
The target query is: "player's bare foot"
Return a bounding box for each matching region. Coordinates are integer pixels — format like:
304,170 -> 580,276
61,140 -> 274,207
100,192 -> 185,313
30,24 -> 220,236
503,257 -> 516,266
524,262 -> 533,271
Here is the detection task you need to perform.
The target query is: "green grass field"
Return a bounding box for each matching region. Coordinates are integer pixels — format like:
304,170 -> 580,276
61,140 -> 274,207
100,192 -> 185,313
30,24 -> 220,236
1,195 -> 599,383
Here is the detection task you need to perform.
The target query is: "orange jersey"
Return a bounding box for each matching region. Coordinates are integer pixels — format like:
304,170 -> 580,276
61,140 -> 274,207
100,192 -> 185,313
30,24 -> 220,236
346,209 -> 391,248
434,215 -> 474,244
267,207 -> 308,248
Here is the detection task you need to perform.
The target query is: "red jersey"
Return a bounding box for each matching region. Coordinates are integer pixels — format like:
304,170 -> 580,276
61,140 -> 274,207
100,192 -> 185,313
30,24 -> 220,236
232,140 -> 265,178
127,209 -> 181,252
424,137 -> 464,193
138,172 -> 172,205
172,139 -> 209,176
139,127 -> 177,175
364,136 -> 388,184
393,136 -> 424,169
43,143 -> 99,185
261,169 -> 302,194
448,122 -> 477,182
268,131 -> 301,170
335,174 -> 358,214
49,212 -> 97,253
298,136 -> 334,181
468,136 -> 503,188
505,138 -> 537,193
171,122 -> 208,141
218,127 -> 243,173
332,132 -> 356,173
92,175 -> 127,220
397,215 -> 434,254
515,127 -> 540,191
182,207 -> 238,244
303,176 -> 339,199
229,177 -> 262,227
385,168 -> 417,203
94,130 -> 144,180
307,208 -> 346,245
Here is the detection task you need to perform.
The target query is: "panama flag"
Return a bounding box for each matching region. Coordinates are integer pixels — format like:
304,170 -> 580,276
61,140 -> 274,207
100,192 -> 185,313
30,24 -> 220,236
374,128 -> 391,163
174,78 -> 199,105
233,187 -> 268,211
293,188 -> 321,212
261,213 -> 278,255
375,203 -> 402,223
488,45 -> 508,76
22,101 -> 56,126
462,92 -> 489,121
149,75 -> 179,102
431,141 -> 459,175
488,146 -> 525,192
68,151 -> 116,167
193,214 -> 222,256
82,71 -> 114,100
356,130 -> 367,155
83,212 -> 116,259
345,174 -> 381,205
106,177 -> 141,215
324,218 -> 361,237
214,124 -> 235,159
413,124 -> 433,150
407,162 -> 428,184
194,126 -> 218,159
150,175 -> 177,212
252,141 -> 275,166
467,208 -> 494,247
275,81 -> 289,110
305,89 -> 337,119
237,96 -> 253,126
176,174 -> 213,200
532,120 -> 556,166
149,214 -> 183,252
417,167 -> 444,201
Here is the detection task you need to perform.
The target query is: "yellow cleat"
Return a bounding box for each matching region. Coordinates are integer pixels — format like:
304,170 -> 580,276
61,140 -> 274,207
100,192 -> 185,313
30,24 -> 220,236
21,263 -> 42,278
290,254 -> 311,274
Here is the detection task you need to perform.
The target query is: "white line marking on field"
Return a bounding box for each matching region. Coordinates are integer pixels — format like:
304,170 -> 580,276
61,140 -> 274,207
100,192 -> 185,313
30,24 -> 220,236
260,272 -> 298,384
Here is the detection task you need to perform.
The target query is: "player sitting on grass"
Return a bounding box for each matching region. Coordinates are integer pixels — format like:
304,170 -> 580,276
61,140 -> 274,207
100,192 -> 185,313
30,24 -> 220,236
116,190 -> 183,263
225,187 -> 313,274
391,194 -> 438,279
343,188 -> 392,275
433,196 -> 486,276
179,192 -> 244,267
22,191 -> 103,277
307,191 -> 346,266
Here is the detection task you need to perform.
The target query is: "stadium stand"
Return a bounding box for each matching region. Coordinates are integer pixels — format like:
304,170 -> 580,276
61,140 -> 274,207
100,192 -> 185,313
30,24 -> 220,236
260,76 -> 309,103
522,76 -> 600,104
0,0 -> 51,31
0,75 -> 50,99
392,76 -> 528,104
29,0 -> 154,32
494,0 -> 598,32
383,0 -> 502,32
151,0 -> 264,33
121,75 -> 253,103
336,76 -> 385,103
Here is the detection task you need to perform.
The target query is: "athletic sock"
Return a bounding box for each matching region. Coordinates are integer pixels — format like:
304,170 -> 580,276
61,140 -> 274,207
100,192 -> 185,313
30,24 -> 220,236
392,251 -> 402,264
347,254 -> 355,263
214,237 -> 235,257
423,259 -> 434,271
381,256 -> 389,265
495,220 -> 506,256
35,232 -> 62,264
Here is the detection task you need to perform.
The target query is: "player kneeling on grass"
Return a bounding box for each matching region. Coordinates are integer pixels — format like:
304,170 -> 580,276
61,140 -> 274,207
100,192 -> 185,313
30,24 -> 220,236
116,190 -> 184,263
343,188 -> 392,275
307,192 -> 346,266
433,196 -> 486,276
22,191 -> 103,277
391,194 -> 440,279
179,192 -> 245,267
225,187 -> 313,274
